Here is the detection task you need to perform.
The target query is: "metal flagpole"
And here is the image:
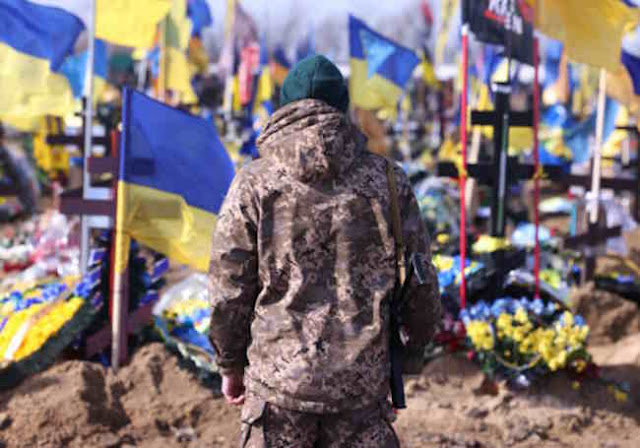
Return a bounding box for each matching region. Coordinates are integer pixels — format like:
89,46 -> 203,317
590,69 -> 607,225
459,23 -> 469,309
533,34 -> 541,299
80,0 -> 96,274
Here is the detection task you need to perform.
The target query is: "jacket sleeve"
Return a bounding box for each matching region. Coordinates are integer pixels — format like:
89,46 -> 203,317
208,171 -> 260,375
395,168 -> 442,356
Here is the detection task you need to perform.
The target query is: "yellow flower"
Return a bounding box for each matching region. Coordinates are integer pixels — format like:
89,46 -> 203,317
467,320 -> 494,351
514,308 -> 529,325
8,298 -> 84,361
432,255 -> 454,272
574,359 -> 587,373
571,381 -> 581,390
562,311 -> 574,327
614,390 -> 628,403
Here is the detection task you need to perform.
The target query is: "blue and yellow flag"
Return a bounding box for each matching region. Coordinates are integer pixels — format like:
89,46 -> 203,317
34,0 -> 172,49
242,37 -> 274,159
271,46 -> 291,86
115,89 -> 235,273
59,39 -> 109,102
528,0 -> 638,71
0,0 -> 84,130
187,0 -> 213,37
349,15 -> 420,114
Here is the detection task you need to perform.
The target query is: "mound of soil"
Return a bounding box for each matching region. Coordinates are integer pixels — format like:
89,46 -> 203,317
1,343 -> 640,448
0,343 -> 239,448
571,283 -> 640,345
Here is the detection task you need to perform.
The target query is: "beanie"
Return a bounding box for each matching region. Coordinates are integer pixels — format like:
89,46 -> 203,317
279,55 -> 349,113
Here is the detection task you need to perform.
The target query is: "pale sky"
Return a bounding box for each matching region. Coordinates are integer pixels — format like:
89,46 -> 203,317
205,0 -> 430,61
206,0 -> 421,29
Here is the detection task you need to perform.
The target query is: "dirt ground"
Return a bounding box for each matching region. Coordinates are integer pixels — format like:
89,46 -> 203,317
1,337 -> 640,448
2,283 -> 640,448
1,213 -> 639,448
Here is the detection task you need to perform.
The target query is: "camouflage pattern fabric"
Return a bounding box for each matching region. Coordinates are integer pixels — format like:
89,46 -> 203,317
209,99 -> 441,414
240,394 -> 399,448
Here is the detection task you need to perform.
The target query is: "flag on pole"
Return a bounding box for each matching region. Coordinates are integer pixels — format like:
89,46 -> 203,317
271,46 -> 291,86
32,0 -> 172,49
187,0 -> 213,37
163,0 -> 197,103
462,0 -> 534,65
219,0 -> 258,79
622,23 -> 640,95
0,0 -> 83,130
349,15 -> 420,115
115,89 -> 235,273
527,0 -> 638,71
59,39 -> 109,102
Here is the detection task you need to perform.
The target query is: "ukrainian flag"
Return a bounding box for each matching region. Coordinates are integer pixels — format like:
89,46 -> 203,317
187,0 -> 213,37
253,35 -> 274,117
34,0 -> 172,49
115,89 -> 235,273
270,46 -> 290,86
0,0 -> 84,130
163,0 -> 197,103
242,38 -> 274,159
349,15 -> 420,114
59,39 -> 109,103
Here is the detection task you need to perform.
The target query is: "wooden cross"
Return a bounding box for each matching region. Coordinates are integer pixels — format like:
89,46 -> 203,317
438,82 -> 567,236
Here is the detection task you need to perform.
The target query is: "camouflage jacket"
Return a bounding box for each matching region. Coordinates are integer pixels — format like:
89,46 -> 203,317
208,99 -> 441,413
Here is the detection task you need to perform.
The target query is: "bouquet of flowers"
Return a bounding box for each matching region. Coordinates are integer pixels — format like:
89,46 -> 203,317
460,297 -> 590,385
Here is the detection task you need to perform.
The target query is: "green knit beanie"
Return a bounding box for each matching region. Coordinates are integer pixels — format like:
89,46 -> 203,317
279,55 -> 349,113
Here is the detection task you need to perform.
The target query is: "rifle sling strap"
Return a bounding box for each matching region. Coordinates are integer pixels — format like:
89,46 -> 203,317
386,159 -> 406,284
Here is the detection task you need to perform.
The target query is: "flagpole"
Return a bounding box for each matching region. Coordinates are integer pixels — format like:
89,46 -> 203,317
158,18 -> 167,102
80,0 -> 96,274
459,23 -> 469,309
590,69 -> 607,225
533,34 -> 541,299
111,89 -> 131,372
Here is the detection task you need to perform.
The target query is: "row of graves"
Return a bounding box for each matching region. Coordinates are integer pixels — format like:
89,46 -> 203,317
1,23 -> 639,411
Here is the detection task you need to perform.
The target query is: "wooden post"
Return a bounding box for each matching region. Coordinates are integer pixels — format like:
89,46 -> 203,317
589,69 -> 607,225
80,0 -> 96,274
459,24 -> 469,309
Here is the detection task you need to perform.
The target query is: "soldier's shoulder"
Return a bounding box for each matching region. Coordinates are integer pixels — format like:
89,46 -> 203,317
234,158 -> 274,184
358,153 -> 411,186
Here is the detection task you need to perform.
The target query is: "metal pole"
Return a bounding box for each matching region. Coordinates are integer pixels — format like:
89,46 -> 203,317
590,69 -> 607,225
533,35 -> 541,299
459,24 -> 469,309
80,0 -> 96,274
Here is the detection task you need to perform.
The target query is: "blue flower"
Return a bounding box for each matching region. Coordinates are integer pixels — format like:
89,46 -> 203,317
471,301 -> 491,321
530,298 -> 545,316
491,299 -> 508,317
617,275 -> 635,284
518,297 -> 531,311
459,309 -> 471,325
544,302 -> 557,317
573,315 -> 586,327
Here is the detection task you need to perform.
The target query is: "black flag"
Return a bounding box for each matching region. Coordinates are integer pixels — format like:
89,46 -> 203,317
462,0 -> 534,65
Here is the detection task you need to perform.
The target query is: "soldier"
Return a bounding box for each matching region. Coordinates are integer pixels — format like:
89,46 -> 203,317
209,55 -> 441,448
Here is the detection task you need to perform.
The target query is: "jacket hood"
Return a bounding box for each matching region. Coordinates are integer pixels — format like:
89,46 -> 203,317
257,99 -> 364,183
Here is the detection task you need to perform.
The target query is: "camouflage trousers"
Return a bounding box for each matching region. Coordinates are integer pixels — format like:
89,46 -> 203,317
240,395 -> 400,448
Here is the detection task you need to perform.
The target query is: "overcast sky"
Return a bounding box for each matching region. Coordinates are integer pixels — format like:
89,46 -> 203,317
204,0 -> 430,61
206,0 -> 421,29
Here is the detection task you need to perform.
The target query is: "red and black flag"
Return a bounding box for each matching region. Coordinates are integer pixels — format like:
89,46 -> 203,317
462,0 -> 534,65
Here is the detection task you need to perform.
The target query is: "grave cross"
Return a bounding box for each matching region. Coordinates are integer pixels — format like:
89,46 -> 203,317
439,82 -> 565,236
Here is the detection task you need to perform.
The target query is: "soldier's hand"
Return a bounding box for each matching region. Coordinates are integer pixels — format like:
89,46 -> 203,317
221,371 -> 245,406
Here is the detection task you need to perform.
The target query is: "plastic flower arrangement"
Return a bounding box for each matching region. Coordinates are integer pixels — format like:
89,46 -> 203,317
432,254 -> 484,293
472,235 -> 511,254
460,297 -> 591,384
0,271 -> 99,363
